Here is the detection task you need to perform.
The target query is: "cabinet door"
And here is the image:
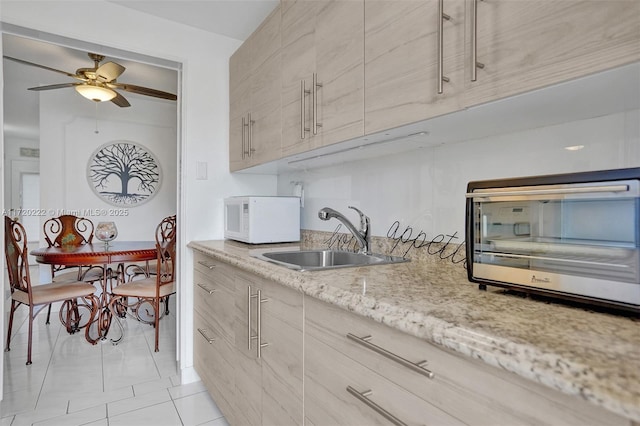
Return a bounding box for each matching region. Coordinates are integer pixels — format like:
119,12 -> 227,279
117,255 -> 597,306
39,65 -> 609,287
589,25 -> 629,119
465,0 -> 640,107
364,0 -> 465,135
260,279 -> 304,426
314,0 -> 364,148
248,6 -> 282,166
281,0 -> 364,157
230,6 -> 282,171
281,0 -> 320,156
229,42 -> 252,171
233,272 -> 263,426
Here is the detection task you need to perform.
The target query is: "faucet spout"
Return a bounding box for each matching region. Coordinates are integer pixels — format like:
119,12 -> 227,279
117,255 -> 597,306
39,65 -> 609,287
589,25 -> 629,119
318,206 -> 371,254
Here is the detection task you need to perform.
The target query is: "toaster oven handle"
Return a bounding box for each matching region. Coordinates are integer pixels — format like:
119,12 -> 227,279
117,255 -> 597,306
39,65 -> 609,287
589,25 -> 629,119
466,184 -> 629,199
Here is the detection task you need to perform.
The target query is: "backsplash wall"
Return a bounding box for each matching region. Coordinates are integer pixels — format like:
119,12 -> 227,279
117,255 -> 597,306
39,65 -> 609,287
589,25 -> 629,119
278,109 -> 640,241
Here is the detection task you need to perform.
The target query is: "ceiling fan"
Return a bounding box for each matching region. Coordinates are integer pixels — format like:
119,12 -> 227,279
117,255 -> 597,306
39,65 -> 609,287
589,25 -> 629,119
4,52 -> 177,107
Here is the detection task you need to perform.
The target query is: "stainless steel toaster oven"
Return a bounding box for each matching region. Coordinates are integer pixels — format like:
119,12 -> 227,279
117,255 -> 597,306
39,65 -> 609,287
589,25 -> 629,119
466,168 -> 640,312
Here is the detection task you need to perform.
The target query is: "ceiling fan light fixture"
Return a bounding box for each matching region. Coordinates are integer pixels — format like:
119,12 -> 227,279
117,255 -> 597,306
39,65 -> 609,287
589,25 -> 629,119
75,84 -> 117,102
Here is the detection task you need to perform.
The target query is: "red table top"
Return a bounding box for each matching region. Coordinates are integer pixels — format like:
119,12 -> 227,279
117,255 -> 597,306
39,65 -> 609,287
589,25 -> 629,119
31,241 -> 157,266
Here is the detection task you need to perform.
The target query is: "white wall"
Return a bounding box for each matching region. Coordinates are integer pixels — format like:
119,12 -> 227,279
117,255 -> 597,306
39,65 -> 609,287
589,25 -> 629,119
39,89 -> 177,240
279,109 -> 640,241
1,0 -> 278,383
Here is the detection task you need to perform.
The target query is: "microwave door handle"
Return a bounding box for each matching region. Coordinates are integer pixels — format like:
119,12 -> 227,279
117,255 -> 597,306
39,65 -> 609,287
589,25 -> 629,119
465,184 -> 630,199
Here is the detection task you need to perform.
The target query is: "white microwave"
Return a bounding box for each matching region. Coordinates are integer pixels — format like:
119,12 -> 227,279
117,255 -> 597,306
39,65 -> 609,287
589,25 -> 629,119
224,196 -> 301,244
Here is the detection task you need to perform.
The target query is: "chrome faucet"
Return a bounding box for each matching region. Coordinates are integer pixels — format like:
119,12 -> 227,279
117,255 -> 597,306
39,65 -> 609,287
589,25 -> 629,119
318,206 -> 371,254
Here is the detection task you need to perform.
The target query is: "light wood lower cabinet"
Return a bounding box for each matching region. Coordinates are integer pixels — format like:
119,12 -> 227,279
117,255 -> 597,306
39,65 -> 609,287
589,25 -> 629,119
304,296 -> 631,426
234,269 -> 304,426
193,252 -> 631,425
193,252 -> 303,426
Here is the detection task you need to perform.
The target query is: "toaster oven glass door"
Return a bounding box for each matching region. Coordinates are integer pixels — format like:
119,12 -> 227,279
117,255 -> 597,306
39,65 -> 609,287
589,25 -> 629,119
470,180 -> 640,284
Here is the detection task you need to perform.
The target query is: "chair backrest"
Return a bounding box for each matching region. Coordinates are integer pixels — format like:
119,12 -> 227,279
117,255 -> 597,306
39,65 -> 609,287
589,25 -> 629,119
44,215 -> 94,248
4,216 -> 33,296
155,215 -> 177,286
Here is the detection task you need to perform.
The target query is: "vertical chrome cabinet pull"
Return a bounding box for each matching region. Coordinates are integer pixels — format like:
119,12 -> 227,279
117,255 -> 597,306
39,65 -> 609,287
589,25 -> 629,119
438,0 -> 451,94
196,260 -> 216,270
301,80 -> 306,139
241,116 -> 247,159
196,283 -> 216,295
247,113 -> 255,157
248,287 -> 269,358
312,73 -> 323,135
301,80 -> 311,139
346,333 -> 435,379
256,289 -> 269,358
471,0 -> 485,82
248,286 -> 253,350
197,328 -> 215,344
346,386 -> 407,426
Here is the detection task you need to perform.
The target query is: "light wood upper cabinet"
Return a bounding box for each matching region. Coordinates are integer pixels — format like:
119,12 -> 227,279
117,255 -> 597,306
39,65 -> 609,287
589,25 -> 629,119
281,0 -> 364,157
229,5 -> 282,172
464,0 -> 640,107
364,0 -> 466,135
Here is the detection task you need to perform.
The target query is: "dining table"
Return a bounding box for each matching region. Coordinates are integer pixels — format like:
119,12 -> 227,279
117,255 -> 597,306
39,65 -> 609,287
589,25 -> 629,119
31,241 -> 157,341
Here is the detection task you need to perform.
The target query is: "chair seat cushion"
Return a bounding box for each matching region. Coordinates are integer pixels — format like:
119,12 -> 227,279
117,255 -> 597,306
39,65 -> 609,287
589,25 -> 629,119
112,279 -> 175,298
12,282 -> 97,305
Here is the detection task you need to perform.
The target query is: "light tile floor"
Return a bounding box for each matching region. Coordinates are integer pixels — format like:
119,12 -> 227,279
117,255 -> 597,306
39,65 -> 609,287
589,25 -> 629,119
1,294 -> 228,426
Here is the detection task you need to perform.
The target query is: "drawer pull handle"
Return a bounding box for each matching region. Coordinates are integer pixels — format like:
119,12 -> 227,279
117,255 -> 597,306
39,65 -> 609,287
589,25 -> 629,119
347,333 -> 435,379
346,386 -> 407,426
197,260 -> 216,270
197,328 -> 215,344
197,283 -> 216,295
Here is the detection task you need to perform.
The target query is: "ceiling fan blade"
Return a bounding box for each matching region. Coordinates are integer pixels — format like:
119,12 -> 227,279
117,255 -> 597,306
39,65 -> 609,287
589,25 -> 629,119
27,82 -> 83,91
4,56 -> 86,81
96,61 -> 125,83
109,82 -> 177,101
111,92 -> 131,108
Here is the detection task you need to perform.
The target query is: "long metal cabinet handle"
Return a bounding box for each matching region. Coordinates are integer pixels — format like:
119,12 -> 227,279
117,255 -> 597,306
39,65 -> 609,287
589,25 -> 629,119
197,328 -> 215,344
241,116 -> 247,159
346,386 -> 408,426
313,73 -> 323,135
196,260 -> 216,270
256,289 -> 269,358
247,285 -> 253,350
437,0 -> 451,94
347,333 -> 435,379
471,0 -> 485,82
197,283 -> 216,295
301,80 -> 306,139
465,184 -> 631,199
247,113 -> 255,157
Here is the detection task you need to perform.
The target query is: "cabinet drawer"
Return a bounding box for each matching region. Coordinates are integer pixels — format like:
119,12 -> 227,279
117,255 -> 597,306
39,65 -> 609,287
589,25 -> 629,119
193,270 -> 235,343
193,311 -> 236,422
305,332 -> 464,426
193,253 -> 235,292
305,296 -> 628,426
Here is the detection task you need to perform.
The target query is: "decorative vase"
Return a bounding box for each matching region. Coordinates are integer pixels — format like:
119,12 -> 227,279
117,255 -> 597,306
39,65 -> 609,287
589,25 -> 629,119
95,221 -> 118,248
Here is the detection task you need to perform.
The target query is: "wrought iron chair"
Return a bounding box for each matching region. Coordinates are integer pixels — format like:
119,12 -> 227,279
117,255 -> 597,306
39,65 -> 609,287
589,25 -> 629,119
42,215 -> 113,323
4,216 -> 100,365
124,214 -> 176,315
108,215 -> 176,352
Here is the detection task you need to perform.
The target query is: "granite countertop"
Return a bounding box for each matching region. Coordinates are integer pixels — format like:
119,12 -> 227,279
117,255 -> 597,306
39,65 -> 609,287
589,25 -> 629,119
188,239 -> 640,422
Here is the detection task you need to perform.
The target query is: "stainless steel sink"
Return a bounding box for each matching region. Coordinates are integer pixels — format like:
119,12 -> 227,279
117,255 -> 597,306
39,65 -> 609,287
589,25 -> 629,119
251,249 -> 409,271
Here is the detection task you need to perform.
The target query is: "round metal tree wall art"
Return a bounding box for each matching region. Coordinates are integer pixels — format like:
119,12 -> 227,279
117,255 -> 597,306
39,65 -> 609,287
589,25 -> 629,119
88,141 -> 161,206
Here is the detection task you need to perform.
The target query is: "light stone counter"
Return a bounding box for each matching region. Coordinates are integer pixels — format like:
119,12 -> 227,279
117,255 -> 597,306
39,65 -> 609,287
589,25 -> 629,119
188,239 -> 640,422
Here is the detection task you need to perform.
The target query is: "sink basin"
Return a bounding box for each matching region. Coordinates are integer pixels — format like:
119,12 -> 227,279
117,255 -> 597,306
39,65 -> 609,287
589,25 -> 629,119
252,249 -> 409,271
